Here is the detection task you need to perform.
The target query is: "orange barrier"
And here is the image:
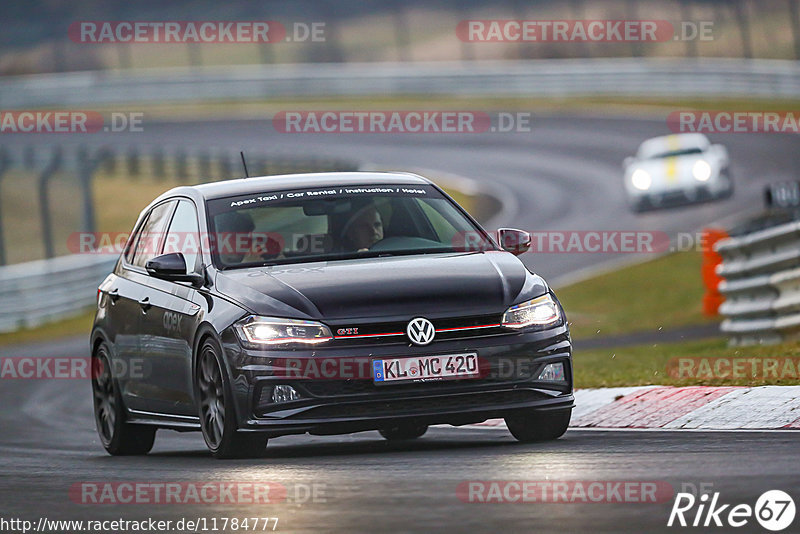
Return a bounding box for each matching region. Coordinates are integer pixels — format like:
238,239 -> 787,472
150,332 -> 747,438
700,228 -> 729,316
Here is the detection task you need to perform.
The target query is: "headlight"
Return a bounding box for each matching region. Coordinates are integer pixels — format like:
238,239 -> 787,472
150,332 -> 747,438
692,160 -> 712,182
630,169 -> 652,190
235,316 -> 333,346
502,294 -> 561,329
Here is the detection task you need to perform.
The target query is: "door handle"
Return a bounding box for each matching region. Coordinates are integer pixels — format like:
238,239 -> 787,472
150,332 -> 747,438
108,288 -> 120,304
139,297 -> 152,312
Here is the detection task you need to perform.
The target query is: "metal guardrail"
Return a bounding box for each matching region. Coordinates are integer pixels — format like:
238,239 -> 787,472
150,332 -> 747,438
716,219 -> 800,345
0,254 -> 116,333
3,58 -> 800,108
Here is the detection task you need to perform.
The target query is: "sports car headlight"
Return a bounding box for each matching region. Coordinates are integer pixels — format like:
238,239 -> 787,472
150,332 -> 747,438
631,169 -> 652,191
502,294 -> 561,329
236,316 -> 333,346
692,160 -> 712,182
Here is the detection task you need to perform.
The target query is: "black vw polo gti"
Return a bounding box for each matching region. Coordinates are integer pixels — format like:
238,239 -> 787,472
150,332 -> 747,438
91,172 -> 573,458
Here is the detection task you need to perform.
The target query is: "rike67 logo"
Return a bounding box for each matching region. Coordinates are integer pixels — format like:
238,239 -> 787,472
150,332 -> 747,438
668,490 -> 795,531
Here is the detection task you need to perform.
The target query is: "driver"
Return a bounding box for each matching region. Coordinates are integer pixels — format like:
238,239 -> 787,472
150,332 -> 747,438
341,204 -> 384,251
215,211 -> 282,265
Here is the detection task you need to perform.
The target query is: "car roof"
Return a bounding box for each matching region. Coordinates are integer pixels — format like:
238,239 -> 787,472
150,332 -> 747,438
152,171 -> 434,205
637,133 -> 710,158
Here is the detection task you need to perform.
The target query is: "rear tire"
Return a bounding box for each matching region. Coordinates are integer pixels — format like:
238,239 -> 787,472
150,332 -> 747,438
196,337 -> 268,459
379,423 -> 428,441
505,409 -> 571,443
92,342 -> 156,455
718,171 -> 734,199
628,197 -> 648,213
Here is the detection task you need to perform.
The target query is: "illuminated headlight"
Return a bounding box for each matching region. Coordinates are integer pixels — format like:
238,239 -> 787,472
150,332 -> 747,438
538,362 -> 566,382
236,316 -> 333,346
631,169 -> 652,191
692,160 -> 712,182
502,294 -> 561,329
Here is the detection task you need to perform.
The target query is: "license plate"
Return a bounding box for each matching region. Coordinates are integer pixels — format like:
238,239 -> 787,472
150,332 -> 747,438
372,353 -> 480,384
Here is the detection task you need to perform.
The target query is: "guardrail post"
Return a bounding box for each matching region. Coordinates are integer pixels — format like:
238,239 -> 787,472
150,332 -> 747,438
78,146 -> 113,235
680,0 -> 698,58
176,149 -> 189,183
198,151 -> 211,181
790,0 -> 800,60
0,147 -> 12,266
254,156 -> 267,177
625,0 -> 643,57
153,149 -> 166,180
187,43 -> 202,68
101,149 -> 116,175
127,148 -> 140,177
116,42 -> 132,69
218,152 -> 231,179
38,147 -> 63,259
735,0 -> 753,58
23,146 -> 35,170
392,1 -> 411,61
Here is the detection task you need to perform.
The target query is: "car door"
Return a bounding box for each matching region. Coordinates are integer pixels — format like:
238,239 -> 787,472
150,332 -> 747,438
100,215 -> 152,396
115,200 -> 177,413
137,199 -> 205,416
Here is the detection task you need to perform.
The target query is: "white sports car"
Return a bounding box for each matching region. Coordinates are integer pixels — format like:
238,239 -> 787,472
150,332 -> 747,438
623,133 -> 732,212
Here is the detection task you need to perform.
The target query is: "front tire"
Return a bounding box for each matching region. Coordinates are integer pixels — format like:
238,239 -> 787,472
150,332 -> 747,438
92,342 -> 156,455
505,409 -> 571,443
717,170 -> 734,199
628,196 -> 648,213
196,337 -> 268,459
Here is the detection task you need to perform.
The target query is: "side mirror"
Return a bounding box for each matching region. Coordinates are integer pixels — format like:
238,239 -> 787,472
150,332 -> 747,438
497,228 -> 531,256
145,253 -> 204,287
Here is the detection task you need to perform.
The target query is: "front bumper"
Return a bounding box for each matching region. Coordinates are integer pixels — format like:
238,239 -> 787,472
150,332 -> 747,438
220,324 -> 573,437
629,173 -> 732,210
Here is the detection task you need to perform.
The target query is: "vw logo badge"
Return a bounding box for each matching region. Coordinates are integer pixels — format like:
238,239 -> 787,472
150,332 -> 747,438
407,317 -> 435,346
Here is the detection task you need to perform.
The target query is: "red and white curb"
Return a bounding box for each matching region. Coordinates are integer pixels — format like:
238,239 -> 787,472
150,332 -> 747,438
467,386 -> 800,430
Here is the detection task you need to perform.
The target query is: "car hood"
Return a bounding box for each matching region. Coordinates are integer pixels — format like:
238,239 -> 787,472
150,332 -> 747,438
214,251 -> 547,320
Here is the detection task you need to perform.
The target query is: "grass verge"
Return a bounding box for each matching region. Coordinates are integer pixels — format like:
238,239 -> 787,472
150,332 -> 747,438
558,251 -> 714,340
0,311 -> 94,348
574,338 -> 800,388
560,250 -> 800,388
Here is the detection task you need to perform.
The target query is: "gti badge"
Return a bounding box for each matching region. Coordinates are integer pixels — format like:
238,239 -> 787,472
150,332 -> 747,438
407,317 -> 435,346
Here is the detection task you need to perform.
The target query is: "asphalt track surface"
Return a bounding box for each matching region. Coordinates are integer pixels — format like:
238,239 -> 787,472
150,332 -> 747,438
2,116 -> 800,533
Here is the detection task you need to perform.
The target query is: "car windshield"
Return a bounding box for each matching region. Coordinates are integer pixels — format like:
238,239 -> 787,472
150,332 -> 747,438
645,147 -> 704,159
205,184 -> 495,269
